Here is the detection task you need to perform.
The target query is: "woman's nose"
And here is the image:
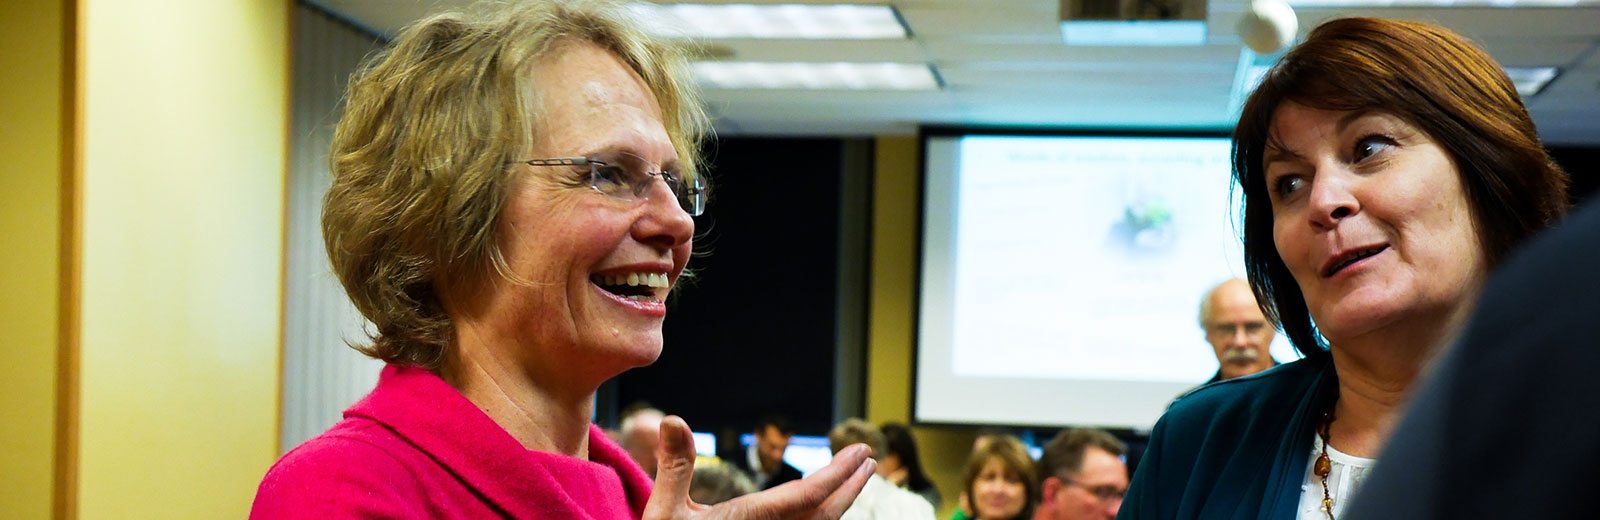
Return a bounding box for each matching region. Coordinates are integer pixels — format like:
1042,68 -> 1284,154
1306,170 -> 1360,230
632,179 -> 693,249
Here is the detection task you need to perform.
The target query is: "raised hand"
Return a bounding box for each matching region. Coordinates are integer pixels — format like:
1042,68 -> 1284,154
643,416 -> 876,520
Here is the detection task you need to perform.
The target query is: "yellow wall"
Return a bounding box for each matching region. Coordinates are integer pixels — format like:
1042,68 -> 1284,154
76,0 -> 287,517
867,136 -> 979,518
0,0 -> 68,517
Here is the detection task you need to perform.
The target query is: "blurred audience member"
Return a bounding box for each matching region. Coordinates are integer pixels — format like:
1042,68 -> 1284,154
881,422 -> 943,510
688,460 -> 757,505
1033,429 -> 1127,520
829,419 -> 937,519
954,427 -> 1017,519
619,406 -> 666,478
728,414 -> 803,490
960,435 -> 1037,520
1199,278 -> 1279,382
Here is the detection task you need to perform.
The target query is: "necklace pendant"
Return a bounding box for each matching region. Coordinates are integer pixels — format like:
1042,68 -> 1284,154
1314,453 -> 1331,477
1322,497 -> 1333,513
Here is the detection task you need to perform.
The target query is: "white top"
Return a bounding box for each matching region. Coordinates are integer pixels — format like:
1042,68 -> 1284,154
841,474 -> 938,520
1297,434 -> 1375,519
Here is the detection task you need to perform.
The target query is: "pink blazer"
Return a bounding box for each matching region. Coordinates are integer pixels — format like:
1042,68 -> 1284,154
251,365 -> 653,519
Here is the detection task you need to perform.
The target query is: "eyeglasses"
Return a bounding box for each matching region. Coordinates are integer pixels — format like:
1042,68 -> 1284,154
1205,321 -> 1269,338
1060,478 -> 1126,502
511,151 -> 706,216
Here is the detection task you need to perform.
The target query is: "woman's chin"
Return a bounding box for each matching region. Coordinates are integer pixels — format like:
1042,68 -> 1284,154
1314,299 -> 1418,347
590,337 -> 665,370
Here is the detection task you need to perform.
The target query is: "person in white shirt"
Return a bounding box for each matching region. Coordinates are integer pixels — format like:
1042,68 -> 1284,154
830,419 -> 937,519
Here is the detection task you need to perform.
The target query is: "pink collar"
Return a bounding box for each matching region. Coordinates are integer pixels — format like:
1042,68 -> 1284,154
347,364 -> 653,518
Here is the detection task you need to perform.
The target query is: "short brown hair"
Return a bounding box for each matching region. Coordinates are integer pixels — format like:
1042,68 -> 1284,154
322,0 -> 709,368
1233,17 -> 1569,356
961,434 -> 1037,519
1035,429 -> 1125,489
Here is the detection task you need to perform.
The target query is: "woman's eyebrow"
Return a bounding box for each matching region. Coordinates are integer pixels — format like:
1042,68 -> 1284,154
1336,109 -> 1382,133
1263,135 -> 1303,167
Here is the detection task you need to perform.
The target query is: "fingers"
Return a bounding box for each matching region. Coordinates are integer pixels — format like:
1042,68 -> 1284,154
815,454 -> 875,519
641,415 -> 697,520
712,443 -> 875,520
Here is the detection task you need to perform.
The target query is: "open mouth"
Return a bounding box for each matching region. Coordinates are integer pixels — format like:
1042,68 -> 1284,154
1323,245 -> 1388,278
590,271 -> 670,302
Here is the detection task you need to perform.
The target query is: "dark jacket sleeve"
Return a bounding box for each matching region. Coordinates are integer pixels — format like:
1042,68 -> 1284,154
1118,414 -> 1171,519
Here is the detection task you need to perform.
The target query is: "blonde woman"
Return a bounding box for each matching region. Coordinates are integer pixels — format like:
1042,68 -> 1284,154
250,2 -> 872,518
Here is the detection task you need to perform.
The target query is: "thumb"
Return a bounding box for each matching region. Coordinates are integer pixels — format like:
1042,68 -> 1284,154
642,415 -> 697,519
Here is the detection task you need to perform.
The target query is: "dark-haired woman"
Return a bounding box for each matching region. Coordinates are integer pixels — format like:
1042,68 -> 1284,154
880,423 -> 943,510
1119,17 -> 1568,519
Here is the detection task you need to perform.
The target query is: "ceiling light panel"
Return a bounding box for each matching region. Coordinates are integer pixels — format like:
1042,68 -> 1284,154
631,3 -> 909,39
692,62 -> 939,90
1060,20 -> 1210,46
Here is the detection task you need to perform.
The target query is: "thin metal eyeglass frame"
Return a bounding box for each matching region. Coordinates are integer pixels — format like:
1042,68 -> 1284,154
512,156 -> 705,216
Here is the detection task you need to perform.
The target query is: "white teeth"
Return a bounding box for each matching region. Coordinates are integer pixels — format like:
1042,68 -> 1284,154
598,271 -> 671,289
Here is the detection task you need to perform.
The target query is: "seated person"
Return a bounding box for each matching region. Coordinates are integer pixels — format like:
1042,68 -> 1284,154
829,418 -> 937,519
1033,429 -> 1127,520
881,422 -> 944,510
727,414 -> 804,490
618,405 -> 665,478
959,435 -> 1037,520
689,460 -> 757,505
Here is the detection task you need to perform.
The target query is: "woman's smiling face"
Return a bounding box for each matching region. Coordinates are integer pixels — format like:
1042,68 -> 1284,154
1263,102 -> 1485,345
474,41 -> 694,384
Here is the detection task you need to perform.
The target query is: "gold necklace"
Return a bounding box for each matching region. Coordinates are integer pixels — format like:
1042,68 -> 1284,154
1314,409 -> 1337,519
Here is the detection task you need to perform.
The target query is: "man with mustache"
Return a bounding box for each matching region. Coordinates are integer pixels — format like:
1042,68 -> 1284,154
1199,278 -> 1278,383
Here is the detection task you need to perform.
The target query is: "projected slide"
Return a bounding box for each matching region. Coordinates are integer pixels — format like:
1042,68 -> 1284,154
916,134 -> 1297,430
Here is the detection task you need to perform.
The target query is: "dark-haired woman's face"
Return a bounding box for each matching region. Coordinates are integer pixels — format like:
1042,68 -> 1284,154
1262,103 -> 1485,346
877,453 -> 905,482
973,458 -> 1027,519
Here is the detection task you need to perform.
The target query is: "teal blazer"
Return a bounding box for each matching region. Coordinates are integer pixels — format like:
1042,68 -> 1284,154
1119,354 -> 1337,519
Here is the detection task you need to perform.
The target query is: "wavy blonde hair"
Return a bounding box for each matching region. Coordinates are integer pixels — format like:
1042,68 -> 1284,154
323,0 -> 709,369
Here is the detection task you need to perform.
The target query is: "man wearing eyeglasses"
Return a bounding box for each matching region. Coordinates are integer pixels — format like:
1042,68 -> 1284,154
1198,278 -> 1278,383
1033,429 -> 1128,520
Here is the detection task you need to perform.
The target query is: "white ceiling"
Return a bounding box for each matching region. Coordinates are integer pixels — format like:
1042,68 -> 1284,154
315,0 -> 1600,144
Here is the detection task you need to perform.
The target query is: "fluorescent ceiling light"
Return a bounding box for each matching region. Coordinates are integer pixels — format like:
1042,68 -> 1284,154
630,3 -> 908,39
1505,67 -> 1559,97
692,62 -> 939,90
1288,0 -> 1592,6
1060,20 -> 1209,46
